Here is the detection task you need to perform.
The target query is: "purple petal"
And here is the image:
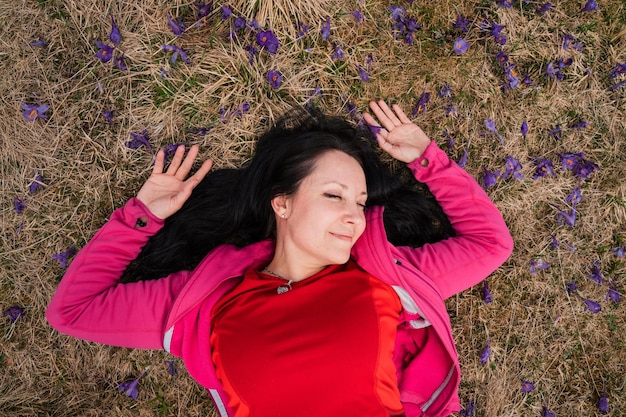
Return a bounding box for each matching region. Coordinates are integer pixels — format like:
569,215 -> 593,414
13,197 -> 26,214
598,392 -> 609,413
453,38 -> 469,54
481,281 -> 492,304
266,70 -> 283,89
479,341 -> 490,364
588,260 -> 604,285
583,298 -> 601,313
321,16 -> 331,40
109,14 -> 122,45
3,306 -> 25,322
521,380 -> 535,393
530,259 -> 550,275
167,15 -> 185,36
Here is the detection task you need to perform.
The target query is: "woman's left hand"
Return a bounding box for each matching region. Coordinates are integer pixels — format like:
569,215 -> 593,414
362,100 -> 432,163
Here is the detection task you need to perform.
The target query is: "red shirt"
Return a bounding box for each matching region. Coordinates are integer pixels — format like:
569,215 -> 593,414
210,260 -> 404,416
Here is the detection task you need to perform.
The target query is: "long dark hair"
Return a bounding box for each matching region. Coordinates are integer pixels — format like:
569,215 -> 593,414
120,108 -> 454,282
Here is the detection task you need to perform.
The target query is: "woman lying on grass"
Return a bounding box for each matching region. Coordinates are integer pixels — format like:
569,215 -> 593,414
47,100 -> 513,417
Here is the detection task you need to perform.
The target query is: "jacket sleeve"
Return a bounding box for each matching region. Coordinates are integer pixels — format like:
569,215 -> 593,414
46,198 -> 191,349
396,142 -> 514,299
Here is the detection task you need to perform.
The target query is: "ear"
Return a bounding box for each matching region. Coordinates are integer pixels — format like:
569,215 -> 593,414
271,194 -> 289,219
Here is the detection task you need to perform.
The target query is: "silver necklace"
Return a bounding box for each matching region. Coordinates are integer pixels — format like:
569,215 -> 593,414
262,268 -> 293,294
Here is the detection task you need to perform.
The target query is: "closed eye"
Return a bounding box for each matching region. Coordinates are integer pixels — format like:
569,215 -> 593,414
324,193 -> 341,200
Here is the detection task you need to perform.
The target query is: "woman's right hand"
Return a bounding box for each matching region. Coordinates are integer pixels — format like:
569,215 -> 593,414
136,145 -> 213,219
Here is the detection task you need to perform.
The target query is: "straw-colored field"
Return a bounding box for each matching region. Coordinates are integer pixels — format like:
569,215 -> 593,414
1,0 -> 625,416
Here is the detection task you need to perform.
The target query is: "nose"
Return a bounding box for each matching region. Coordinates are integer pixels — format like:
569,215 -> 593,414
344,203 -> 365,225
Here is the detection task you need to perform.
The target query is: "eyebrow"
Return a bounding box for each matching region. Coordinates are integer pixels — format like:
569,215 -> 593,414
323,181 -> 368,196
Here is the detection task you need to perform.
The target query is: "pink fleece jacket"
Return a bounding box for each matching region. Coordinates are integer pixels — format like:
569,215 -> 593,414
47,142 -> 513,416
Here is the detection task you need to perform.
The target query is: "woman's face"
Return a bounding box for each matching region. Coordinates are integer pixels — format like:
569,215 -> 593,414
276,150 -> 368,268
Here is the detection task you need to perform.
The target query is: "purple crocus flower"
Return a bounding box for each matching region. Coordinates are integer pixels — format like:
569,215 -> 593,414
162,44 -> 190,65
549,124 -> 562,140
125,129 -> 154,154
351,10 -> 365,24
521,380 -> 535,393
297,22 -> 309,39
109,14 -> 122,45
331,44 -> 345,60
610,79 -> 626,91
530,259 -> 550,274
22,103 -> 49,121
94,40 -> 114,63
555,206 -> 577,227
532,157 -> 555,179
609,62 -> 626,79
114,54 -> 127,71
490,23 -> 507,45
460,400 -> 476,417
581,0 -> 599,11
358,66 -> 370,82
29,174 -> 45,193
566,280 -> 578,293
345,101 -> 357,116
565,187 -> 582,206
541,406 -> 555,417
194,1 -> 213,20
13,197 -> 26,214
483,119 -> 505,145
244,43 -> 258,64
588,260 -> 604,285
536,2 -> 552,15
598,391 -> 609,413
569,119 -> 590,129
52,246 -> 76,269
29,39 -> 47,48
118,369 -> 147,400
496,0 -> 514,7
102,110 -> 114,125
583,298 -> 601,313
165,360 -> 176,376
521,121 -> 528,138
607,287 -> 621,303
232,101 -> 251,117
613,247 -> 625,258
266,70 -> 282,89
321,17 -> 331,41
502,156 -> 523,180
453,13 -> 469,32
256,30 -> 280,54
453,38 -> 469,55
458,148 -> 469,168
388,6 -> 406,21
560,152 -> 599,179
481,167 -> 499,189
167,15 -> 185,36
3,306 -> 25,322
482,281 -> 492,304
412,92 -> 431,115
479,340 -> 490,364
221,5 -> 232,20
438,83 -> 452,98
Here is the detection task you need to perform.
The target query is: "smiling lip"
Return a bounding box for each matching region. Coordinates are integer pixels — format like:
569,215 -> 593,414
331,232 -> 353,242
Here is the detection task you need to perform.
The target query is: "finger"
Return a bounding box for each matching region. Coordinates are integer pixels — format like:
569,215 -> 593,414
187,158 -> 213,184
153,150 -> 165,174
377,100 -> 403,127
362,112 -> 388,140
166,145 -> 186,175
392,104 -> 411,124
175,145 -> 200,179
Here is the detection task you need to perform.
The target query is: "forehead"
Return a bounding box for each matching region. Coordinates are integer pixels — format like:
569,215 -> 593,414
305,150 -> 366,187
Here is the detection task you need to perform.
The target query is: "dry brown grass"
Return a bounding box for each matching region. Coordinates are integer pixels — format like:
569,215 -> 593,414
1,0 -> 625,416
